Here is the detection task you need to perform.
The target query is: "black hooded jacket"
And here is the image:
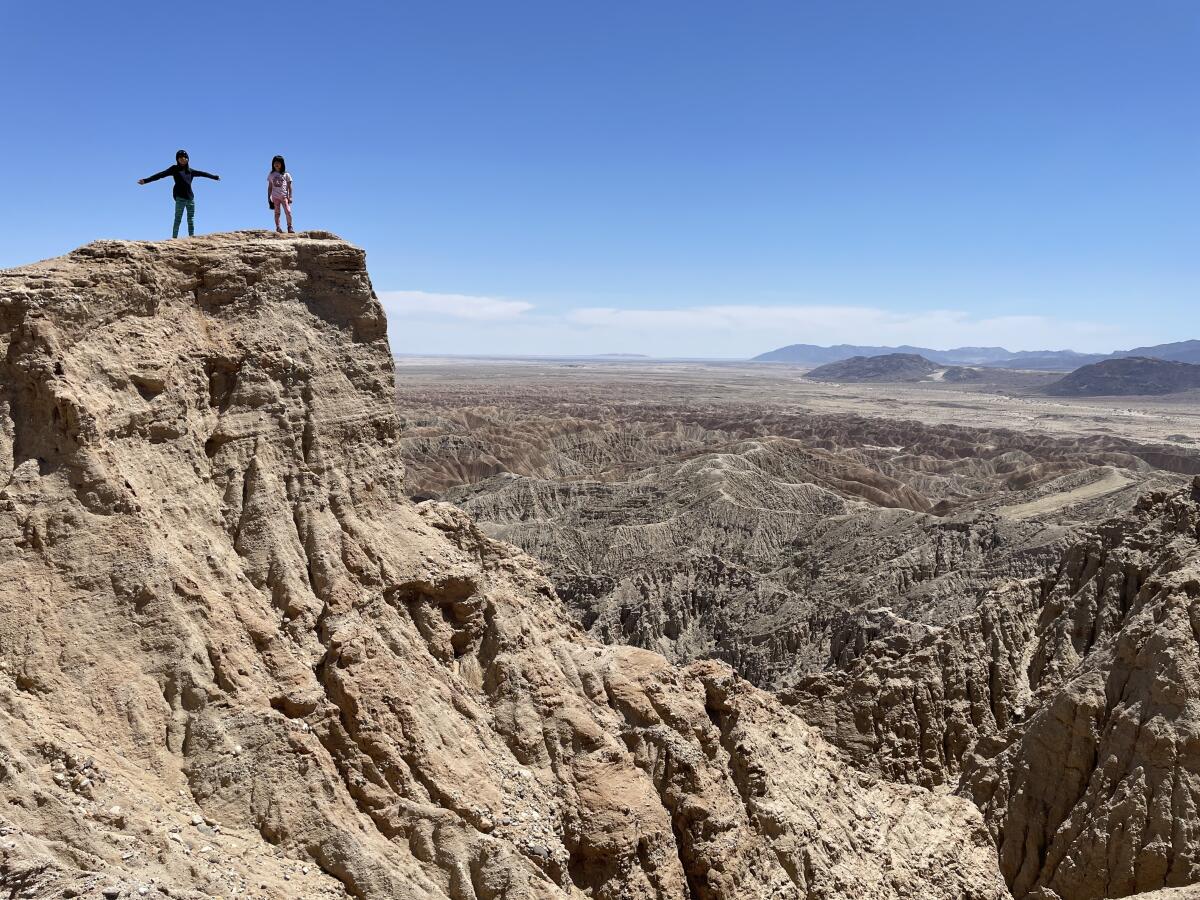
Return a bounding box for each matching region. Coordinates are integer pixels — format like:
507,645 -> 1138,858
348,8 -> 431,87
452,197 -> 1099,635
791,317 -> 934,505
142,164 -> 218,200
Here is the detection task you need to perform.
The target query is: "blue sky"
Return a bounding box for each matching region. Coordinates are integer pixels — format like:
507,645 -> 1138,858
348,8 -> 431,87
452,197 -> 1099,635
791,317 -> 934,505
2,1 -> 1196,357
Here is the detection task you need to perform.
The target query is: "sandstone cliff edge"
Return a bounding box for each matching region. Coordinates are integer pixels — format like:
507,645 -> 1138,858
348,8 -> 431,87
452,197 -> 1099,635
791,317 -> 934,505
0,234 -> 1005,899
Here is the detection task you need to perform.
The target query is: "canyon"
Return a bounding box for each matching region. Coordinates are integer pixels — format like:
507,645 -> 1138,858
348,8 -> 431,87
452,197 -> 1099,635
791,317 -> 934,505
396,356 -> 1200,899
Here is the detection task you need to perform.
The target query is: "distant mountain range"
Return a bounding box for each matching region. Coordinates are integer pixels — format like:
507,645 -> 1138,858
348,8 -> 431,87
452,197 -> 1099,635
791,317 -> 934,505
799,351 -> 1200,397
753,339 -> 1200,371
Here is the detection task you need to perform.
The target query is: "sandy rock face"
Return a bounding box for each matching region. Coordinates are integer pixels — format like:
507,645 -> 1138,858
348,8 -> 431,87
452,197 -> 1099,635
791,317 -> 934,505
0,233 -> 1005,899
965,483 -> 1200,900
793,479 -> 1200,899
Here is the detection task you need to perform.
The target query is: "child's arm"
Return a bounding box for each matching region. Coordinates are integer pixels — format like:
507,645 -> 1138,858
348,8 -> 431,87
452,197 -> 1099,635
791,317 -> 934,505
287,173 -> 293,201
137,166 -> 174,185
192,169 -> 221,181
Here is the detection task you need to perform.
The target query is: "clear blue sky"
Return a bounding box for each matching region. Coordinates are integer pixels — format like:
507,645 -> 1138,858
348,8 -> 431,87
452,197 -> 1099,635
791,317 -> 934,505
2,1 -> 1196,356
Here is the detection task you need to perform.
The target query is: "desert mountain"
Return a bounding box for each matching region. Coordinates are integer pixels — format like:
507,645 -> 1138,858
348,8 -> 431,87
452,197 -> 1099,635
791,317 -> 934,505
0,234 -> 1008,899
754,343 -> 996,365
395,362 -> 1200,899
754,341 -> 1200,371
805,353 -> 941,382
755,344 -> 1107,369
1121,340 -> 1200,364
1044,357 -> 1200,396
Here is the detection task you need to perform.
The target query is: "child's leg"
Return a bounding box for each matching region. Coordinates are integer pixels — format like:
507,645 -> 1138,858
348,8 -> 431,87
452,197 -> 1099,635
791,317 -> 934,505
172,199 -> 185,238
185,199 -> 196,237
273,200 -> 283,231
281,198 -> 293,230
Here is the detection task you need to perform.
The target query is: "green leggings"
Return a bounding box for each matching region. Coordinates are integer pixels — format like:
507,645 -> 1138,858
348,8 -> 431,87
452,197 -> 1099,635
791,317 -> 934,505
172,197 -> 196,238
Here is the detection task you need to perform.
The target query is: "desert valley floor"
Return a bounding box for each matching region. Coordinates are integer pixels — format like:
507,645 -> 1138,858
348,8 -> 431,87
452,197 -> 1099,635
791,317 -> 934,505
395,356 -> 1200,451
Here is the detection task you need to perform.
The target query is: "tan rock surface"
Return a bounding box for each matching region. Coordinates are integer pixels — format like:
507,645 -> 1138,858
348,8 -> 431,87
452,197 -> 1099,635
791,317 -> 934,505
1124,889 -> 1200,900
0,234 -> 1005,899
792,481 -> 1200,899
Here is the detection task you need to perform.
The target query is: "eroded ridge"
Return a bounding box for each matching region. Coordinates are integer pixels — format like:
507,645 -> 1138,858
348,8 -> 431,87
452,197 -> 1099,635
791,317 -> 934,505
395,385 -> 1186,696
793,479 -> 1200,899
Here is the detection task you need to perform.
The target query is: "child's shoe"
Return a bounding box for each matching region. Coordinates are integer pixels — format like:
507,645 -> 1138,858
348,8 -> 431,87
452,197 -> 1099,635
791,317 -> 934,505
287,227 -> 295,234
275,226 -> 283,233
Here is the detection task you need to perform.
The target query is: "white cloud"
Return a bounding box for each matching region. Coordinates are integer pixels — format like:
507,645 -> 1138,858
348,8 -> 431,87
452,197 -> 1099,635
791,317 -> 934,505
568,304 -> 909,331
378,291 -> 534,321
380,291 -> 1148,357
564,304 -> 1127,352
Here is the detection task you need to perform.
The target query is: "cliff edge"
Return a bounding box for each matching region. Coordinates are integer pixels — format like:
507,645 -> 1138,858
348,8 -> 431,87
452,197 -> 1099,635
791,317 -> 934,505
0,233 -> 1005,899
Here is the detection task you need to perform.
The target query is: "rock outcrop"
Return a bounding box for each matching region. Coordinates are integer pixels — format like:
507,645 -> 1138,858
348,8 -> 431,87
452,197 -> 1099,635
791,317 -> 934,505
791,480 -> 1200,899
0,234 -> 1006,899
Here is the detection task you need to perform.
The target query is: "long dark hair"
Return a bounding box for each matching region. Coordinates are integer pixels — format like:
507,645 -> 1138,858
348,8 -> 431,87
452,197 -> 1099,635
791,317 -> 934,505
271,155 -> 286,173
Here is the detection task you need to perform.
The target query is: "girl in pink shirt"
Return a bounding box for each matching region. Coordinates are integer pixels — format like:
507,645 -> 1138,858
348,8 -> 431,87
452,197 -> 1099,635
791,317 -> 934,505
268,155 -> 294,233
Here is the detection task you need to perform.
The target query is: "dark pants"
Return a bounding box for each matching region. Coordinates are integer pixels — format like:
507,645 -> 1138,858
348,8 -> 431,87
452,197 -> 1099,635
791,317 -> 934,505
173,197 -> 196,238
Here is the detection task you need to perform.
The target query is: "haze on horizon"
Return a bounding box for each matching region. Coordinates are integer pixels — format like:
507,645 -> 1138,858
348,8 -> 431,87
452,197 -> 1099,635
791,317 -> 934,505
2,1 -> 1196,358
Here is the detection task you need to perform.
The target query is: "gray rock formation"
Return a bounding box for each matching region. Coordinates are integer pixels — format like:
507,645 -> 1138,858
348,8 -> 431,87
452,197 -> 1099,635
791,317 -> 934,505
445,439 -> 1081,688
0,234 -> 1006,899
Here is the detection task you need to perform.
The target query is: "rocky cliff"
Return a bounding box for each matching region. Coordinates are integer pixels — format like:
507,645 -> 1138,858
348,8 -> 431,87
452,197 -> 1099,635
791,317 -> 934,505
0,234 -> 1006,899
791,480 -> 1200,899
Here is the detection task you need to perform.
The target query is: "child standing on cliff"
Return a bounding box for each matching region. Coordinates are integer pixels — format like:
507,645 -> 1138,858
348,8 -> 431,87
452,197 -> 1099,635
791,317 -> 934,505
268,156 -> 294,234
137,150 -> 220,238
